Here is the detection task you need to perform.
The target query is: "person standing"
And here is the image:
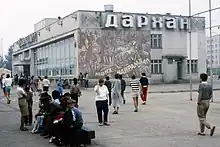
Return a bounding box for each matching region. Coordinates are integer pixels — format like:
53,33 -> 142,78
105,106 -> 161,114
42,76 -> 50,92
104,76 -> 112,106
139,73 -> 149,105
111,74 -> 122,114
94,78 -> 110,126
78,73 -> 84,87
17,78 -> 29,131
57,77 -> 63,96
37,76 -> 43,96
14,74 -> 19,85
119,74 -> 126,104
24,85 -> 34,125
2,74 -> 12,104
70,78 -> 81,108
197,73 -> 216,136
84,73 -> 89,89
30,76 -> 37,96
130,75 -> 140,112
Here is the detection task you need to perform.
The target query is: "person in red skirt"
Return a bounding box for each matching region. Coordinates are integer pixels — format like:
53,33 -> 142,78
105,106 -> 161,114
139,73 -> 148,105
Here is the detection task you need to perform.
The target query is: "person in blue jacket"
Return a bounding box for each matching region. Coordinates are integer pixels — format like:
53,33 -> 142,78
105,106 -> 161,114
57,77 -> 63,96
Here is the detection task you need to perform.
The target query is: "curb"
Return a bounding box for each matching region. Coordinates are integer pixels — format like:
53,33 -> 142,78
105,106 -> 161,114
147,88 -> 220,94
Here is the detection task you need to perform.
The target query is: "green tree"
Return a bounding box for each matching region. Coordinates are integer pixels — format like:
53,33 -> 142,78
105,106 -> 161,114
4,47 -> 12,70
0,55 -> 6,68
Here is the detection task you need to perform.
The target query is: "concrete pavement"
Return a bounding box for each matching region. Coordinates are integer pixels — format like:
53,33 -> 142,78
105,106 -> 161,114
0,86 -> 220,147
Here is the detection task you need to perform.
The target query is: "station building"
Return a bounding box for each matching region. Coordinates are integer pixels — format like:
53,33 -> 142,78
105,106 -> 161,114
11,5 -> 206,84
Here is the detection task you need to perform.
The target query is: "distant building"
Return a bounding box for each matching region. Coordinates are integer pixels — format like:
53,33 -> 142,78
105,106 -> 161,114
207,34 -> 220,75
11,5 -> 206,83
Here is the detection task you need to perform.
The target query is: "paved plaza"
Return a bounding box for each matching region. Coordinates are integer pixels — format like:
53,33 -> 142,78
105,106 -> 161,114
0,84 -> 220,147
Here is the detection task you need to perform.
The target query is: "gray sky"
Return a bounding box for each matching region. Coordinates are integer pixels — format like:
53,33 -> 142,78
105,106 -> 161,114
0,0 -> 219,55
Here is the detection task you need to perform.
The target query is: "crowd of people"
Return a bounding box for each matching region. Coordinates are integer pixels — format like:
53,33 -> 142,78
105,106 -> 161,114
16,77 -> 83,146
0,71 -> 216,146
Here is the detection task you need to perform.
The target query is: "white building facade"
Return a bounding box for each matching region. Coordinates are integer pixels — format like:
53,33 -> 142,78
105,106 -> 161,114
11,6 -> 206,83
207,34 -> 220,74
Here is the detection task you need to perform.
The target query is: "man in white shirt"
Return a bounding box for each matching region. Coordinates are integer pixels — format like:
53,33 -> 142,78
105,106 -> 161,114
94,78 -> 110,126
42,76 -> 50,92
2,74 -> 13,104
17,78 -> 29,131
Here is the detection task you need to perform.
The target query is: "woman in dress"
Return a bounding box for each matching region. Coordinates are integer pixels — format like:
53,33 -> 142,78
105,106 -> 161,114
111,74 -> 122,114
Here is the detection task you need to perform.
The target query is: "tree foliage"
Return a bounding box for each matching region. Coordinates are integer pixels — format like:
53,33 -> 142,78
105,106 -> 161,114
4,47 -> 13,70
0,55 -> 5,68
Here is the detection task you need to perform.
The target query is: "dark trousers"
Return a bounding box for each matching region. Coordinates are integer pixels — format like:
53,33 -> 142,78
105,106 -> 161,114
85,80 -> 89,88
25,100 -> 33,124
108,90 -> 112,105
96,100 -> 108,123
71,93 -> 79,107
121,90 -> 125,100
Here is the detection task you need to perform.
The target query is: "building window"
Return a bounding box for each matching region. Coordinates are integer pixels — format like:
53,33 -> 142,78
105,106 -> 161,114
187,60 -> 198,73
151,60 -> 162,74
151,34 -> 162,49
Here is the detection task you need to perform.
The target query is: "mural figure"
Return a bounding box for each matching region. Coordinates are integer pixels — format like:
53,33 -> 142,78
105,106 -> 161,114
78,29 -> 151,78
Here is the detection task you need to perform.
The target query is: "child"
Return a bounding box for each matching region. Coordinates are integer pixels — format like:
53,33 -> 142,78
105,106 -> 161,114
70,78 -> 81,108
130,75 -> 140,112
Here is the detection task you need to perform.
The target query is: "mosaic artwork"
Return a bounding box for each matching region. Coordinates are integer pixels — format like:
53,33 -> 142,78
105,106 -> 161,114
78,29 -> 151,78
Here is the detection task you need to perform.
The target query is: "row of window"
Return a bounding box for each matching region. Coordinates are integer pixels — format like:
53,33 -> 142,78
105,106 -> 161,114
207,38 -> 220,43
151,60 -> 198,74
34,37 -> 76,77
207,44 -> 220,49
187,60 -> 198,73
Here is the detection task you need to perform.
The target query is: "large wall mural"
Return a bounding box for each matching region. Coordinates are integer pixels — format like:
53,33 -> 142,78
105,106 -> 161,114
78,29 -> 151,78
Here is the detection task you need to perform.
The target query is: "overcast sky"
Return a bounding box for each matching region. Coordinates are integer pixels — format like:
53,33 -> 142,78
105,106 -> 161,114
0,0 -> 220,55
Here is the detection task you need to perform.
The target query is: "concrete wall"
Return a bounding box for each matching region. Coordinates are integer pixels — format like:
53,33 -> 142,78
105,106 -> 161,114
37,12 -> 79,42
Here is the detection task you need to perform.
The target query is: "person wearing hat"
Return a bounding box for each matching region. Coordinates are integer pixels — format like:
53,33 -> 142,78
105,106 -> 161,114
16,78 -> 29,131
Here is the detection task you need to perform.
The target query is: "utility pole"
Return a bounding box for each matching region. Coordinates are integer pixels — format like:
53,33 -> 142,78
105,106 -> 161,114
209,0 -> 214,102
189,0 -> 193,101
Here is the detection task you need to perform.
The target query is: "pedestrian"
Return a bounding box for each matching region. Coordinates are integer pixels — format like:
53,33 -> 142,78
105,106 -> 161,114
94,78 -> 110,126
119,74 -> 126,104
140,73 -> 149,105
130,75 -> 140,112
111,73 -> 122,114
2,74 -> 12,104
197,73 -> 216,136
78,73 -> 84,87
57,77 -> 63,96
42,76 -> 50,92
17,78 -> 29,131
24,85 -> 33,125
30,76 -> 37,96
84,73 -> 89,89
70,78 -> 81,108
37,76 -> 43,96
104,76 -> 112,106
14,74 -> 19,85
